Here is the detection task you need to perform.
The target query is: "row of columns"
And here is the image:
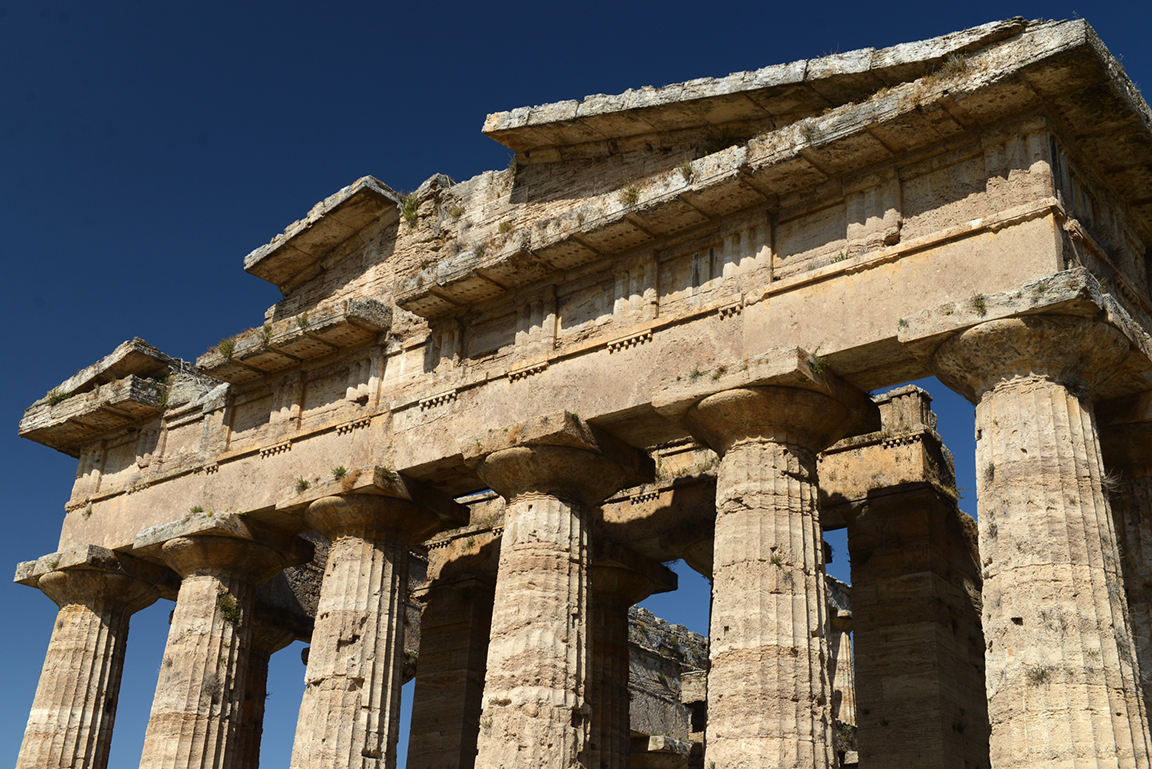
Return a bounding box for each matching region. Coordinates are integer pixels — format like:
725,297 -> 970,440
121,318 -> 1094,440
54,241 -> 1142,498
18,310 -> 1152,769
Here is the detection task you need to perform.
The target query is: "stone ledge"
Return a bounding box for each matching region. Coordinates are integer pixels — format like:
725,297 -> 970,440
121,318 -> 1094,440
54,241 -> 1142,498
33,338 -> 173,402
244,176 -> 401,294
274,465 -> 469,530
196,297 -> 392,384
482,19 -> 1029,151
19,374 -> 168,457
14,544 -> 170,589
133,510 -> 314,566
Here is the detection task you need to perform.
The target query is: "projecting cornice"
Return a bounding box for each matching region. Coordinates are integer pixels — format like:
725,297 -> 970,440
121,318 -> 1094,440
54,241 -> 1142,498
244,176 -> 401,295
396,19 -> 1152,320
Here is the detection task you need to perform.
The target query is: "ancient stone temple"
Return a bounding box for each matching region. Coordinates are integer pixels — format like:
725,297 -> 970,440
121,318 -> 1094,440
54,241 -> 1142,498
14,16 -> 1152,769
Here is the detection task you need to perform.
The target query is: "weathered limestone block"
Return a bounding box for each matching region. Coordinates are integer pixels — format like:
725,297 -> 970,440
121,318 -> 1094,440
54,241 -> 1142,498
139,535 -> 298,769
462,412 -> 654,769
289,494 -> 441,769
16,561 -> 160,769
931,314 -> 1151,768
590,544 -> 676,769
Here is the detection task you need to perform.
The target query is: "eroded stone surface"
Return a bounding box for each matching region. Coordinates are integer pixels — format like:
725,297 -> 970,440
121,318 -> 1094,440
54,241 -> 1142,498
290,495 -> 440,769
933,315 -> 1150,768
140,535 -> 294,769
469,427 -> 653,769
680,386 -> 854,769
17,569 -> 159,769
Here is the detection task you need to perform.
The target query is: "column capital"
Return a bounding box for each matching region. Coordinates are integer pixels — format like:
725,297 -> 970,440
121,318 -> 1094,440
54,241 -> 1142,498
591,541 -> 676,608
684,385 -> 852,455
14,544 -> 167,613
652,347 -> 879,455
160,535 -> 298,584
38,569 -> 160,614
276,465 -> 469,533
134,511 -> 314,582
305,493 -> 441,543
932,314 -> 1129,403
462,412 -> 654,505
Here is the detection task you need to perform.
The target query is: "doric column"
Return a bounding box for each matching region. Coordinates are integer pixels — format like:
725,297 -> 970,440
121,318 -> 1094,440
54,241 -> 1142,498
932,314 -> 1150,768
652,348 -> 878,769
824,579 -> 855,728
289,494 -> 441,769
589,544 -> 676,769
1099,420 -> 1152,722
16,552 -> 161,769
685,386 -> 850,769
235,614 -> 295,769
139,535 -> 297,769
828,612 -> 855,726
462,412 -> 654,769
406,530 -> 499,769
844,489 -> 987,768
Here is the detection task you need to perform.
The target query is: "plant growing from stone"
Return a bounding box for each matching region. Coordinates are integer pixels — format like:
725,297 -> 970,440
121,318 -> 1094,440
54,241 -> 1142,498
217,593 -> 241,624
401,192 -> 419,225
216,337 -> 236,360
1025,665 -> 1051,686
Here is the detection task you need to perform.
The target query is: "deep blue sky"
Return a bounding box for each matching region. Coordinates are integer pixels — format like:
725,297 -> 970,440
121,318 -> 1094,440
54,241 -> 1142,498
3,1 -> 1149,766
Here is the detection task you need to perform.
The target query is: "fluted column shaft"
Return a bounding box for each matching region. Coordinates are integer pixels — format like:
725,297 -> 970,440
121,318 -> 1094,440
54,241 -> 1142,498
139,536 -> 289,769
289,495 -> 438,769
469,429 -> 647,769
845,491 -> 988,768
236,617 -> 294,769
711,438 -> 830,768
17,570 -> 158,769
405,574 -> 496,769
589,566 -> 660,769
1101,424 -> 1152,722
1113,475 -> 1152,720
934,314 -> 1151,768
477,488 -> 590,768
683,386 -> 852,769
827,615 -> 855,727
